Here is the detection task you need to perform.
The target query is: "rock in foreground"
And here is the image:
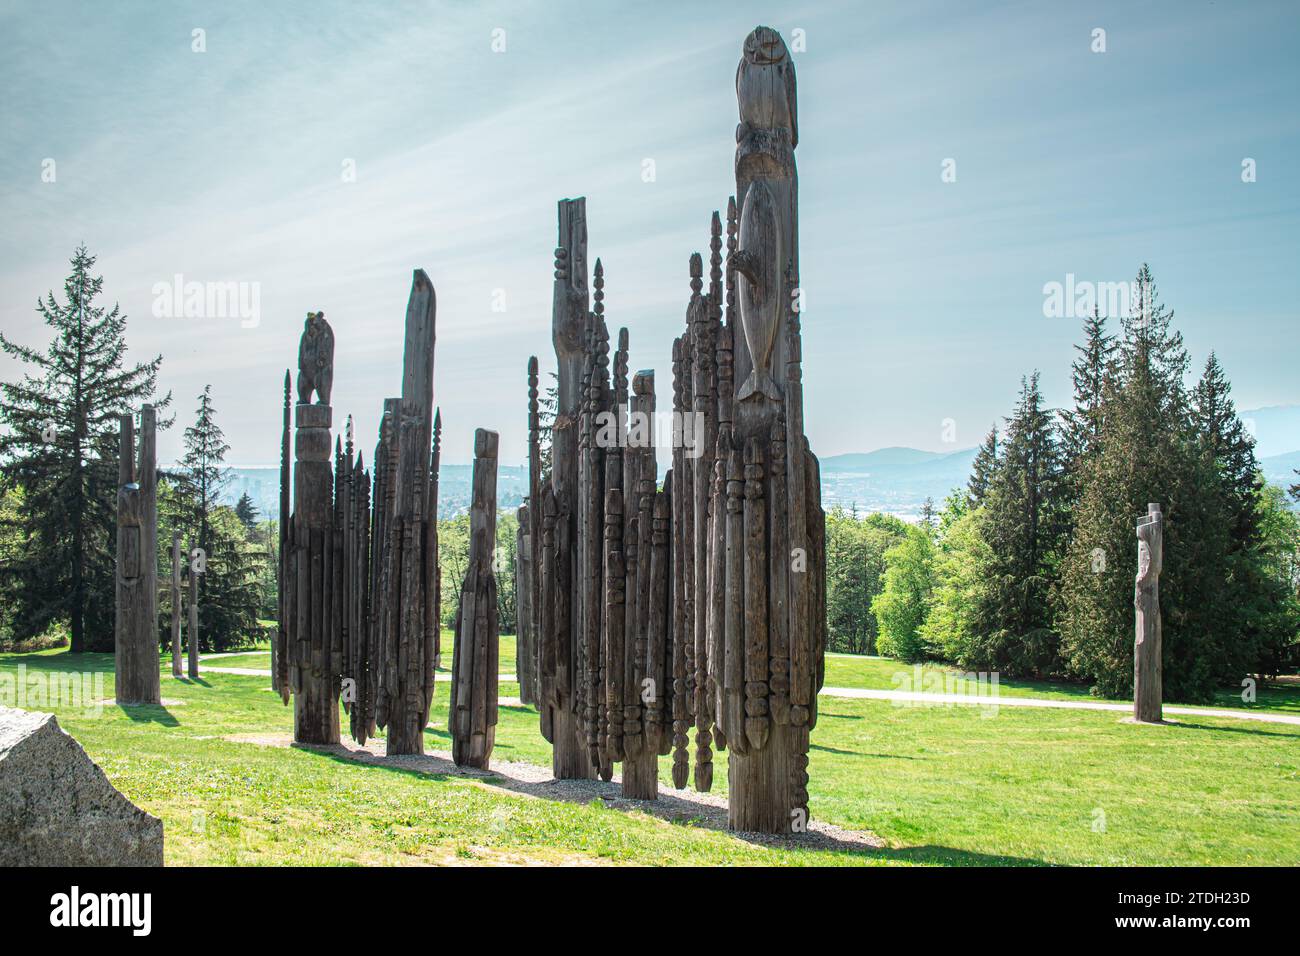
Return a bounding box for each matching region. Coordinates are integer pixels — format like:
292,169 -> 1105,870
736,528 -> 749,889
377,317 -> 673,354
0,705 -> 163,866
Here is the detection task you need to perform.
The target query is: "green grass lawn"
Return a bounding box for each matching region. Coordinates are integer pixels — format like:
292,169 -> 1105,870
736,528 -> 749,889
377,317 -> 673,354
2,644 -> 1297,866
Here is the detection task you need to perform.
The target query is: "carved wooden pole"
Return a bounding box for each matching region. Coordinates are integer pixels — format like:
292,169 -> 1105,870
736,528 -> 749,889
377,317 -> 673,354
170,532 -> 182,678
516,504 -> 536,704
186,546 -> 200,680
450,428 -> 500,768
114,405 -> 160,704
275,369 -> 291,695
525,355 -> 542,705
378,272 -> 439,754
712,26 -> 823,834
1134,503 -> 1163,723
289,312 -> 340,744
542,197 -> 596,779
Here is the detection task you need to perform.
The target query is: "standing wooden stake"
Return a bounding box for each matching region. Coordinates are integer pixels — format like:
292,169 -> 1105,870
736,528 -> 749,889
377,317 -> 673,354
114,405 -> 160,705
187,547 -> 200,681
288,312 -> 340,744
1134,503 -> 1163,723
170,532 -> 183,678
450,429 -> 500,768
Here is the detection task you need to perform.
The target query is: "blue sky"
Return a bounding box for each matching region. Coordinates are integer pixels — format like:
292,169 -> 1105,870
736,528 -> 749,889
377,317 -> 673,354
1,0 -> 1297,466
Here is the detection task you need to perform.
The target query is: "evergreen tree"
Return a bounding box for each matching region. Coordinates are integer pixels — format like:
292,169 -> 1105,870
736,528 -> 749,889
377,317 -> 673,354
1057,266 -> 1233,700
177,386 -> 259,649
0,245 -> 168,651
1059,307 -> 1116,502
181,385 -> 230,558
1191,353 -> 1259,547
969,372 -> 1065,675
967,425 -> 999,506
234,491 -> 259,534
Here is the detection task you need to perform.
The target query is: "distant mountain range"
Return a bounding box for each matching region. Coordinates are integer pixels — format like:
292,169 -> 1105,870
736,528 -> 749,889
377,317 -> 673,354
214,405 -> 1300,521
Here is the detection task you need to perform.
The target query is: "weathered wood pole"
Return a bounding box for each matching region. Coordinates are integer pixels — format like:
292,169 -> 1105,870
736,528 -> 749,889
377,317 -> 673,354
716,26 -> 825,834
186,547 -> 200,680
450,428 -> 500,768
1134,503 -> 1163,723
542,197 -> 596,779
170,532 -> 183,678
114,405 -> 160,705
275,369 -> 290,694
376,271 -> 439,754
515,504 -> 537,704
290,312 -> 340,744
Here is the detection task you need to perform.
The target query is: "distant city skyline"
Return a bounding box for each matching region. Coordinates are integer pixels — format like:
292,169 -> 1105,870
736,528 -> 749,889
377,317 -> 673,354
2,1 -> 1297,466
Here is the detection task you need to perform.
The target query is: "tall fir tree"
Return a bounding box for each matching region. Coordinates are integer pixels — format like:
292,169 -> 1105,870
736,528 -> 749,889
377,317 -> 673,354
969,372 -> 1066,675
178,386 -> 260,649
233,491 -> 259,534
1057,266 -> 1233,700
181,385 -> 230,558
0,245 -> 168,651
967,424 -> 999,506
1059,307 -> 1116,504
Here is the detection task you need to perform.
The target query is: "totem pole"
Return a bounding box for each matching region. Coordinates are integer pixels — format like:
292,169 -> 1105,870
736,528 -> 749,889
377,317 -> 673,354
515,503 -> 537,704
536,197 -> 597,779
275,369 -> 290,693
711,26 -> 826,833
187,549 -> 200,680
114,405 -> 160,705
1134,503 -> 1163,723
170,532 -> 182,678
284,311 -> 341,744
450,428 -> 500,769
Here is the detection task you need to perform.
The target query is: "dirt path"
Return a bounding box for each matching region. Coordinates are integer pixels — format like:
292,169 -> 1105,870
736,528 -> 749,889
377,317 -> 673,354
227,732 -> 883,856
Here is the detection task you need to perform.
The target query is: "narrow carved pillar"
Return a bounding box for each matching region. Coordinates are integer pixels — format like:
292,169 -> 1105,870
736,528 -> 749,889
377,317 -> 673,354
450,429 -> 500,768
114,405 -> 160,705
1134,503 -> 1163,723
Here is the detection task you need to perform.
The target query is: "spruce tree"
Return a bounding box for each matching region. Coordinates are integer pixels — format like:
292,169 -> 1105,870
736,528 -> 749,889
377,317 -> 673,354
969,372 -> 1065,675
178,386 -> 259,649
234,491 -> 259,534
0,245 -> 168,651
181,385 -> 231,557
967,425 -> 999,506
1057,266 -> 1232,700
1059,307 -> 1116,503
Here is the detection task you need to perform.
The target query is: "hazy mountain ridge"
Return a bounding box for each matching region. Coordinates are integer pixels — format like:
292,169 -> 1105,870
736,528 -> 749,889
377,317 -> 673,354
215,411 -> 1300,522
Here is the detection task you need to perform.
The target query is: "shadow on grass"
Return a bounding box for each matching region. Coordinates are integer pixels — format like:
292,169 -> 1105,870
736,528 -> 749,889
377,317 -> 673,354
116,702 -> 180,727
1165,720 -> 1300,740
276,736 -> 1043,865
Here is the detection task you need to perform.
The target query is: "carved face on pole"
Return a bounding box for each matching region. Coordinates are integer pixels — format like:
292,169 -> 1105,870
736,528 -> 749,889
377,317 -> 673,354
736,26 -> 797,147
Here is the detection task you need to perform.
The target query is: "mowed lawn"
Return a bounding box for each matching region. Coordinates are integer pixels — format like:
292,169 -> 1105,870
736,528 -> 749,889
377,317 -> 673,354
2,641 -> 1297,866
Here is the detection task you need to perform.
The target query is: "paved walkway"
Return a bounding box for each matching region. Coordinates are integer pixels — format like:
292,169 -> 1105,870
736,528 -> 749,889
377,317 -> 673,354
819,686 -> 1300,726
195,662 -> 1299,727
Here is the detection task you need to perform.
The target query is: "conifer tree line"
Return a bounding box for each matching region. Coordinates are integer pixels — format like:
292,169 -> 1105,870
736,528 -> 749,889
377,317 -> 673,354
867,265 -> 1300,700
0,247 -> 267,653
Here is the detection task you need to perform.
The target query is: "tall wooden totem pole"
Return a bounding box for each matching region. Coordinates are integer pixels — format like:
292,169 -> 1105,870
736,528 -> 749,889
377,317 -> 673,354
712,23 -> 826,834
450,428 -> 501,769
523,26 -> 825,832
115,404 -> 160,705
1134,503 -> 1163,723
277,274 -> 441,754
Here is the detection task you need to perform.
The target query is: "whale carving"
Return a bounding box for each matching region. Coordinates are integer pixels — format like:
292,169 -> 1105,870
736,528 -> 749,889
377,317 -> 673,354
730,180 -> 783,402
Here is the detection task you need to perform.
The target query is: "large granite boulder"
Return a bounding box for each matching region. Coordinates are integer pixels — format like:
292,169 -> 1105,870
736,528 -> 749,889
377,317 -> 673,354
0,706 -> 163,866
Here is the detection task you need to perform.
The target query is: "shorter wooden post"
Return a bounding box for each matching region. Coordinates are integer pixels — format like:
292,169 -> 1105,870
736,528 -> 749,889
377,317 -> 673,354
170,533 -> 183,677
187,546 -> 200,680
449,428 -> 501,769
1134,503 -> 1163,723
